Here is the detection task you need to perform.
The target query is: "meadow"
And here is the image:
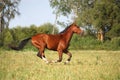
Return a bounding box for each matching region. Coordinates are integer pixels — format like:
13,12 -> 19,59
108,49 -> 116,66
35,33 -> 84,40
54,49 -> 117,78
0,50 -> 120,80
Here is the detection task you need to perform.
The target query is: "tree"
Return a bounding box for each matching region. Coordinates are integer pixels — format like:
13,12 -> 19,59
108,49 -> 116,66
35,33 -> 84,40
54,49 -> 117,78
0,1 -> 4,12
49,0 -> 95,22
49,0 -> 82,28
49,0 -> 120,40
91,0 -> 120,40
0,0 -> 21,46
2,0 -> 21,28
0,1 -> 5,46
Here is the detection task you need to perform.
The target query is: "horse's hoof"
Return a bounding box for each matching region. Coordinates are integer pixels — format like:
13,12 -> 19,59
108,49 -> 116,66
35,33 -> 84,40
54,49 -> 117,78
52,60 -> 58,63
64,61 -> 70,65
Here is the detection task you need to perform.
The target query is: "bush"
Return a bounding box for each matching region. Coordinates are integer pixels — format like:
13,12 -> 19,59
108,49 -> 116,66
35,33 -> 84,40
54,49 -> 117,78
110,37 -> 120,50
70,35 -> 120,50
106,24 -> 120,38
70,35 -> 100,50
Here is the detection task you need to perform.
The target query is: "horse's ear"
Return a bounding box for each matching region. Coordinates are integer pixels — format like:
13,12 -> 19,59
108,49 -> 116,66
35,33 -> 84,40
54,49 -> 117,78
72,20 -> 77,25
72,22 -> 76,26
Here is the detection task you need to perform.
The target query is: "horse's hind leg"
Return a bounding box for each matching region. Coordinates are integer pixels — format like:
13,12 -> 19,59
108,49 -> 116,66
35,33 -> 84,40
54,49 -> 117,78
32,41 -> 49,63
37,51 -> 42,59
38,48 -> 49,63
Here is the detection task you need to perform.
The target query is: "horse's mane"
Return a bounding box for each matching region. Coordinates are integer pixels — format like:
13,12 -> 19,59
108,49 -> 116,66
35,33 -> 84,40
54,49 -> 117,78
59,24 -> 73,34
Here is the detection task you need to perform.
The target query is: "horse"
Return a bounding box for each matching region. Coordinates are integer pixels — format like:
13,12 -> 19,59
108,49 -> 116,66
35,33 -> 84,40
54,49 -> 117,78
9,23 -> 84,64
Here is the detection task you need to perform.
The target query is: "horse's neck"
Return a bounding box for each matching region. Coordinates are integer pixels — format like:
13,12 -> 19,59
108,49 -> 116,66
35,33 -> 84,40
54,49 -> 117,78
63,28 -> 73,43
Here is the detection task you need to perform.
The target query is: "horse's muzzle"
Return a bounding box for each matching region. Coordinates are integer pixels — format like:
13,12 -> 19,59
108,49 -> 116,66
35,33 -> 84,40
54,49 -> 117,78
80,30 -> 84,36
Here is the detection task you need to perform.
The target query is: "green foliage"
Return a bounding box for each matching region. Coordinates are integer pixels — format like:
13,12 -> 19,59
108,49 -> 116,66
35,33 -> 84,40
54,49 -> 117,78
91,0 -> 120,28
0,23 -> 59,48
70,35 -> 120,50
106,24 -> 120,38
37,23 -> 58,34
110,37 -> 120,50
10,26 -> 27,44
3,29 -> 13,46
70,35 -> 101,50
49,0 -> 72,16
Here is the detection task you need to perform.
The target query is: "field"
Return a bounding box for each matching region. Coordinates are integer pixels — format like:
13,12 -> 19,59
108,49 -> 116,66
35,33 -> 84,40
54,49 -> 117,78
0,50 -> 120,80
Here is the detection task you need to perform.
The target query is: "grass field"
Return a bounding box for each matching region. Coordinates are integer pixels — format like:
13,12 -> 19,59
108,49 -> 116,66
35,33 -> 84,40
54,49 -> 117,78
0,50 -> 120,80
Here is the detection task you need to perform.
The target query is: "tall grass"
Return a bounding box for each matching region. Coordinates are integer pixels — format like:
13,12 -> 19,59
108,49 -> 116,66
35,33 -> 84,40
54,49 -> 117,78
0,50 -> 120,80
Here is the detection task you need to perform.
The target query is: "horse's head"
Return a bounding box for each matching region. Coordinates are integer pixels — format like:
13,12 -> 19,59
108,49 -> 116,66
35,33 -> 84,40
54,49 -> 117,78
71,23 -> 84,36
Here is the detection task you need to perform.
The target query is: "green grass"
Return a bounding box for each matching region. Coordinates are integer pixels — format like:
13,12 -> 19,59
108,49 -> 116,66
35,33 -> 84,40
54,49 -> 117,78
0,50 -> 120,80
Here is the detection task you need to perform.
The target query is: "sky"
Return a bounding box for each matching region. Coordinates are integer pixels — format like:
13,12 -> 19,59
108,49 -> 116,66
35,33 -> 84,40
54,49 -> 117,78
9,0 -> 72,31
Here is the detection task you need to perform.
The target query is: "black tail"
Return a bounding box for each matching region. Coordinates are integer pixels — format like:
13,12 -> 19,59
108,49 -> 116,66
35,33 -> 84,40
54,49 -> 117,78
9,37 -> 31,50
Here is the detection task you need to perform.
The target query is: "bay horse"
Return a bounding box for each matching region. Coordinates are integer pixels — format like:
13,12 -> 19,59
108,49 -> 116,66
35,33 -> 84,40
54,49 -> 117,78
9,23 -> 84,64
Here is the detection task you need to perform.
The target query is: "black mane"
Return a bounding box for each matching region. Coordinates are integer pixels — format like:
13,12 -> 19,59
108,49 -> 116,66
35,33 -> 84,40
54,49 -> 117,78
59,24 -> 72,34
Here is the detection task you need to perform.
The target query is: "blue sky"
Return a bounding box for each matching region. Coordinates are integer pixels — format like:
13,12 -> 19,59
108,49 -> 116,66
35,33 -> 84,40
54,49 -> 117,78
9,0 -> 72,31
9,0 -> 55,27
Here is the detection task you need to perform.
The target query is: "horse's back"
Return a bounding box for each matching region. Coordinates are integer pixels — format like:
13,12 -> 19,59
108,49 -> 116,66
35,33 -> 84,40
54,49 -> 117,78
31,34 -> 47,42
31,34 -> 48,48
31,33 -> 62,50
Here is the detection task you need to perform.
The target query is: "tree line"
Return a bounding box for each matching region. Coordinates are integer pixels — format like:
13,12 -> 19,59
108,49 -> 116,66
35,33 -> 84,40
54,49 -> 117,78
1,22 -> 120,50
0,23 -> 58,48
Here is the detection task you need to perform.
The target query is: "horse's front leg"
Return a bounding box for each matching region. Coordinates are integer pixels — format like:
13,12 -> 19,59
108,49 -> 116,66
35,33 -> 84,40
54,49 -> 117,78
64,50 -> 72,64
57,50 -> 63,62
53,50 -> 63,63
38,49 -> 49,63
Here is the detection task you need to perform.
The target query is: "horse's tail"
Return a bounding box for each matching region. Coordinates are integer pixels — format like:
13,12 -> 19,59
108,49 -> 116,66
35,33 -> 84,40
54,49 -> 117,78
9,37 -> 31,50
